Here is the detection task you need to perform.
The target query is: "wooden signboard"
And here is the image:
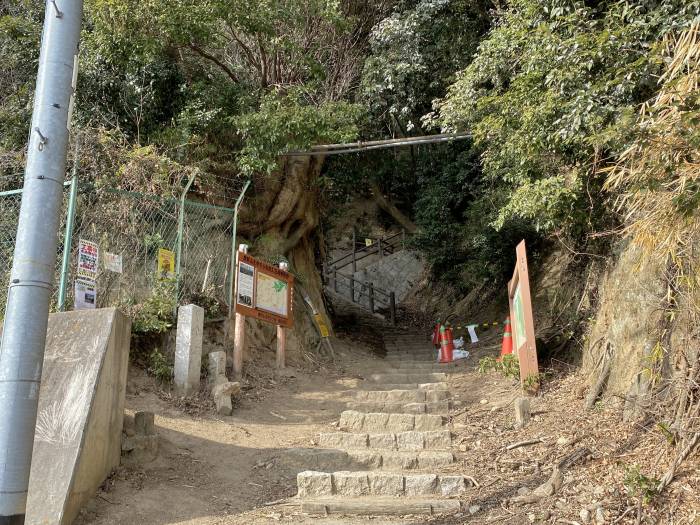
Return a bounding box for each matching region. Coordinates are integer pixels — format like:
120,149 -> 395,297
235,252 -> 294,328
508,240 -> 539,391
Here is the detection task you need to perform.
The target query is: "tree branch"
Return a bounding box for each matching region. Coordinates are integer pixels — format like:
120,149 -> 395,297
188,44 -> 239,83
369,179 -> 418,234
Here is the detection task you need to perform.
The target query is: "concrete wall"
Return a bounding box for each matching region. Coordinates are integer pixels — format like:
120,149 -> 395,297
26,308 -> 131,525
349,250 -> 425,309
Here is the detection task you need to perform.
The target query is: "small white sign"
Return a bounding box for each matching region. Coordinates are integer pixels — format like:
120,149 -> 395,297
236,262 -> 255,307
104,252 -> 123,273
74,279 -> 97,310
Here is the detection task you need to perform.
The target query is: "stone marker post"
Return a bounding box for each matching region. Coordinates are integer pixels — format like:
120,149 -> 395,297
276,261 -> 289,370
174,304 -> 204,396
233,244 -> 248,378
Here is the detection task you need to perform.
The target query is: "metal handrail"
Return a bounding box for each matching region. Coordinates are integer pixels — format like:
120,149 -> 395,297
328,231 -> 404,271
323,269 -> 397,325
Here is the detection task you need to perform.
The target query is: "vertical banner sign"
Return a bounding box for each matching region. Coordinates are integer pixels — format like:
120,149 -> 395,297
314,313 -> 331,338
508,240 -> 539,391
157,248 -> 175,277
74,279 -> 97,310
235,253 -> 294,328
77,239 -> 99,280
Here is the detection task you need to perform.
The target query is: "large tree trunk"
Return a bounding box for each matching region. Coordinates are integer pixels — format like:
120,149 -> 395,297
232,155 -> 329,364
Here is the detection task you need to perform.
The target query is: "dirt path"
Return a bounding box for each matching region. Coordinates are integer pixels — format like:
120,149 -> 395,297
77,338 -> 462,525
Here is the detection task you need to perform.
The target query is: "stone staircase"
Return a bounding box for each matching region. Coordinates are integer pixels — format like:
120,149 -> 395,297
296,331 -> 469,517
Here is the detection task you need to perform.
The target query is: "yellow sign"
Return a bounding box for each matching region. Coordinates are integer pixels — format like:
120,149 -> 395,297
314,313 -> 330,338
157,248 -> 175,277
365,238 -> 373,247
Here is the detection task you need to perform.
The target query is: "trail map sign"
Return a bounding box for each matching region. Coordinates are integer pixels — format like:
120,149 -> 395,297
508,240 -> 539,391
235,253 -> 294,328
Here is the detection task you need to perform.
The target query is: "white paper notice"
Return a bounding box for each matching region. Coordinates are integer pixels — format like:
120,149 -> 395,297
466,324 -> 479,343
236,262 -> 255,307
74,280 -> 97,310
104,252 -> 123,273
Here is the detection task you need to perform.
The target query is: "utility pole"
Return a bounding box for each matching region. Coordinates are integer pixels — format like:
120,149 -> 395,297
0,1 -> 83,522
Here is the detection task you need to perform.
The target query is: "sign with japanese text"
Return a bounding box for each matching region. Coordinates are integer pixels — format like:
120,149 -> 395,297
77,239 -> 99,280
157,248 -> 175,277
235,253 -> 294,328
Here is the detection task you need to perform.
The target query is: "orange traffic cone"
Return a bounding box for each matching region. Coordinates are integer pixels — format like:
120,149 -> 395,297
499,317 -> 513,358
439,324 -> 454,363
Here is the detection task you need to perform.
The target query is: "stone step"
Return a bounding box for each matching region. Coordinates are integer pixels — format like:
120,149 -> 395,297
301,496 -> 461,516
297,471 -> 470,498
355,389 -> 450,403
369,373 -> 447,384
384,354 -> 436,361
345,449 -> 454,470
353,382 -> 449,391
319,430 -> 452,451
346,401 -> 451,415
339,410 -> 445,432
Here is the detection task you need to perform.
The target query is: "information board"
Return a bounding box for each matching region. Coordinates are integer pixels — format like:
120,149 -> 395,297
235,253 -> 294,328
508,240 -> 539,391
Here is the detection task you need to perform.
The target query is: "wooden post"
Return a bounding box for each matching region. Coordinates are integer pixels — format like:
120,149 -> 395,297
368,282 -> 375,313
389,291 -> 396,325
276,261 -> 288,369
233,244 -> 248,378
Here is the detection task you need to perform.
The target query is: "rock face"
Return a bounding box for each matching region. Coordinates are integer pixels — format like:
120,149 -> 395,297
351,250 -> 425,307
25,308 -> 131,525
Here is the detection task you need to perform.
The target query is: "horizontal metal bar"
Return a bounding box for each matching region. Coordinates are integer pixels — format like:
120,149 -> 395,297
283,133 -> 472,157
0,180 -> 72,198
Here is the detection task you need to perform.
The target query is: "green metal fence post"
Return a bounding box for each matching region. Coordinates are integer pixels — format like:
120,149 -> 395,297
175,174 -> 195,303
57,160 -> 80,311
228,179 -> 251,316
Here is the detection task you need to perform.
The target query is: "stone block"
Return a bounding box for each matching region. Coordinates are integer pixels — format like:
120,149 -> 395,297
515,397 -> 531,429
319,432 -> 368,449
363,412 -> 390,431
348,450 -> 382,469
404,474 -> 438,496
423,430 -> 452,449
26,308 -> 131,525
297,471 -> 332,498
426,390 -> 450,403
207,350 -> 227,383
383,452 -> 419,470
332,471 -> 370,496
134,411 -> 155,436
403,402 -> 427,414
414,414 -> 444,431
368,472 -> 404,496
439,475 -> 467,496
387,413 -> 414,432
174,304 -> 205,396
339,411 -> 365,432
396,431 -> 424,451
418,451 -> 454,468
386,390 -> 424,403
368,433 -> 396,450
212,381 -> 241,416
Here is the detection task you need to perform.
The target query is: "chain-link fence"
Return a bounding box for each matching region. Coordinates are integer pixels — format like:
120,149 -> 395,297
0,182 -> 240,318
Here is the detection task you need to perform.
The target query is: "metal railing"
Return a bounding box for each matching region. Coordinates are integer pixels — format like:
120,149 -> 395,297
328,230 -> 406,274
324,269 -> 396,325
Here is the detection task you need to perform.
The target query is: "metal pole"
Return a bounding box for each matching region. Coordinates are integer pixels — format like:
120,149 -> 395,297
175,173 -> 195,302
0,0 -> 83,520
368,282 -> 375,313
228,179 -> 251,316
57,150 -> 80,311
390,292 -> 396,326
